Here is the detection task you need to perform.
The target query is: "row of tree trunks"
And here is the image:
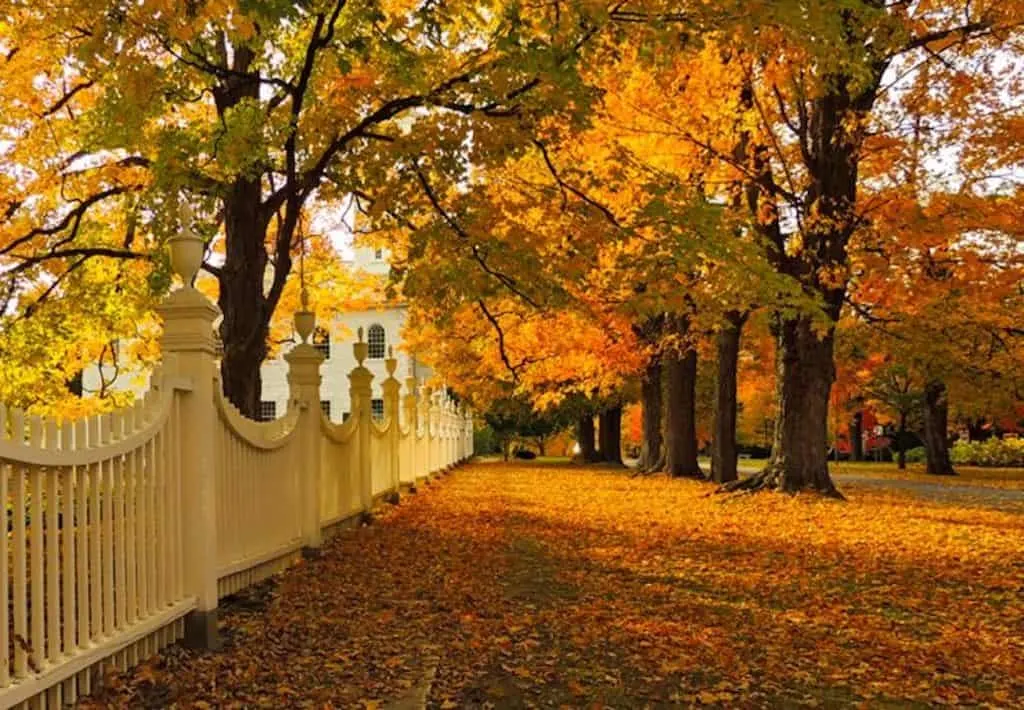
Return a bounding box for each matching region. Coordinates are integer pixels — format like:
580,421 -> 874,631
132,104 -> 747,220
576,409 -> 624,465
635,319 -> 960,491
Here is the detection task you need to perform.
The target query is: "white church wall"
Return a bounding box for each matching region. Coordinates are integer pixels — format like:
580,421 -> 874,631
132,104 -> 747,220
260,305 -> 430,421
80,246 -> 431,416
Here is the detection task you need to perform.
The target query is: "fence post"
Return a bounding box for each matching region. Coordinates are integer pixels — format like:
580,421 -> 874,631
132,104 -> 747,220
382,348 -> 401,501
157,206 -> 221,650
456,403 -> 465,462
442,395 -> 452,468
403,376 -> 419,489
444,393 -> 452,465
465,406 -> 474,460
285,301 -> 325,556
420,386 -> 433,475
430,388 -> 442,475
349,329 -> 374,518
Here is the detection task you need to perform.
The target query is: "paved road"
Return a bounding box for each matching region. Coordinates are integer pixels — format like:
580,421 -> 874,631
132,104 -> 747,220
730,461 -> 1024,511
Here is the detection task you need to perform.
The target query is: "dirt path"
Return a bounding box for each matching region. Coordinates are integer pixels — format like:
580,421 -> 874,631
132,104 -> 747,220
83,462 -> 1024,708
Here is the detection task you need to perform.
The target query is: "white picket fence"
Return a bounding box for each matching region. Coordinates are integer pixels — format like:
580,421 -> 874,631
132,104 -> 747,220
0,234 -> 474,708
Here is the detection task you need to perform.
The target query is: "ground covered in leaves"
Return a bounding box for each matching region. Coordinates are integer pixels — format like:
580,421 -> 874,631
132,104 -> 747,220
83,462 -> 1024,708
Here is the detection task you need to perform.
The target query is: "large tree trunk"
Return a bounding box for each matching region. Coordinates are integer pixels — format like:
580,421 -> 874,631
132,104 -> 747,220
711,313 -> 746,483
638,359 -> 663,471
598,406 -> 623,465
213,49 -> 291,418
718,12 -> 889,499
576,415 -> 598,463
761,315 -> 842,496
218,179 -> 273,418
923,380 -> 956,475
664,346 -> 702,478
850,409 -> 864,461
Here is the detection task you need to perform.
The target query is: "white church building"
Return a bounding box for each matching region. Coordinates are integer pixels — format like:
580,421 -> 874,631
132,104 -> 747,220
258,245 -> 431,422
84,245 -> 431,419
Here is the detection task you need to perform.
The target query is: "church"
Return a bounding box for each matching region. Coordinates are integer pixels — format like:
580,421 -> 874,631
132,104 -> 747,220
257,244 -> 430,422
83,244 -> 430,419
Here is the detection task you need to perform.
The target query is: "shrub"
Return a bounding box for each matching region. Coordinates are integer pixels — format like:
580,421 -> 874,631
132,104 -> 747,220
950,438 -> 1024,467
473,426 -> 502,455
904,447 -> 927,463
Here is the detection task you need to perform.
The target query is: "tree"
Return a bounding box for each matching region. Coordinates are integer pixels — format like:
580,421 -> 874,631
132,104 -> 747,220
360,1 -> 1022,498
700,1 -> 1023,495
483,395 -> 572,460
598,404 -> 624,465
861,363 -> 922,471
710,311 -> 748,483
0,0 -> 604,415
663,318 -> 703,479
637,355 -> 664,472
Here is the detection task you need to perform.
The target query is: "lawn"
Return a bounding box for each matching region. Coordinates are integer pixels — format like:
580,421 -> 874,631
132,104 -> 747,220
83,461 -> 1024,708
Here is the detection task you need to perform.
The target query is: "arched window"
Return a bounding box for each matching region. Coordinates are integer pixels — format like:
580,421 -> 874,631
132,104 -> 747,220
367,324 -> 386,359
312,326 -> 330,358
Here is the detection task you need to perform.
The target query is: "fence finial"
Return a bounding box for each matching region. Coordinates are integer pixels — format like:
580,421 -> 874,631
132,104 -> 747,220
295,305 -> 315,344
354,327 -> 368,366
168,200 -> 205,288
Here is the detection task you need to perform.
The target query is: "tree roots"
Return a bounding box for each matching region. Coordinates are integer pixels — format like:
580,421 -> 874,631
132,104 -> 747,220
714,464 -> 846,500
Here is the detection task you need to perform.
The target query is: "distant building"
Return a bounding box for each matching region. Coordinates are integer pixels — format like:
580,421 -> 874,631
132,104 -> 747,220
259,245 -> 430,421
84,245 -> 430,419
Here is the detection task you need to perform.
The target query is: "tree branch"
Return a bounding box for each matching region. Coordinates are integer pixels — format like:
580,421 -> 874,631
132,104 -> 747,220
415,166 -> 540,308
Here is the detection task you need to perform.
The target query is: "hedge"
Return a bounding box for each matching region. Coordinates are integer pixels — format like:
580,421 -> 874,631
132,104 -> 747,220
950,438 -> 1024,467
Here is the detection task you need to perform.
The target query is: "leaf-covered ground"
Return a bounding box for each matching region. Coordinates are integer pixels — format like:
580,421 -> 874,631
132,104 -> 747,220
83,462 -> 1024,708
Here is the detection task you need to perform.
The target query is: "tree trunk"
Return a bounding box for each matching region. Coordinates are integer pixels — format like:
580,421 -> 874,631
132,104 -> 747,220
664,346 -> 702,478
576,415 -> 598,463
966,418 -> 990,442
896,412 -> 907,470
767,314 -> 841,496
212,50 -> 292,418
711,313 -> 745,484
851,410 -> 864,461
219,179 -> 275,417
923,380 -> 956,475
598,406 -> 623,465
638,359 -> 663,471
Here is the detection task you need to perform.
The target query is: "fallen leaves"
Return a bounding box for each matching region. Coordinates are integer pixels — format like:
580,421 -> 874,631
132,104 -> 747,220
79,462 -> 1024,708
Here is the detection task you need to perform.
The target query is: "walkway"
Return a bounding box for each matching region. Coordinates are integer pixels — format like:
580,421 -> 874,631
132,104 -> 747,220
735,460 -> 1024,511
82,462 -> 1024,708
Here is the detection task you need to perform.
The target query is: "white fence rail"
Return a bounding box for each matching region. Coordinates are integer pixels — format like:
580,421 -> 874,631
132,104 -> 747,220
0,232 -> 473,708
